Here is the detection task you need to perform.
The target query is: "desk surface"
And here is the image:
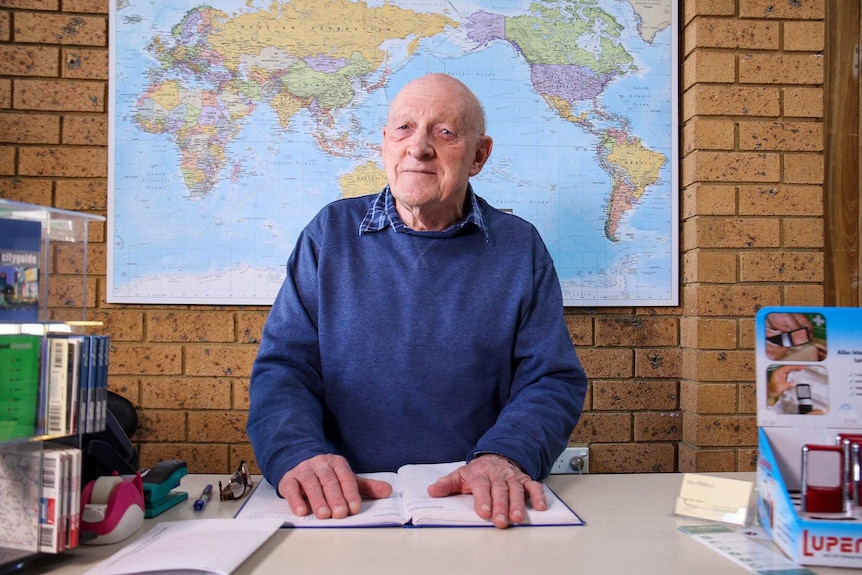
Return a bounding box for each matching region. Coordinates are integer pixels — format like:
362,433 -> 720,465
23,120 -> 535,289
29,472 -> 849,575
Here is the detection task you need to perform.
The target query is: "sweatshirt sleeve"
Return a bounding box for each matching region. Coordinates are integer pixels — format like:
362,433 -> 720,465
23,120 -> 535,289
469,232 -> 588,480
246,226 -> 333,488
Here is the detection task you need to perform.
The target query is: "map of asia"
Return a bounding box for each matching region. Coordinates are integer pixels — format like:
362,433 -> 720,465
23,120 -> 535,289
108,0 -> 677,306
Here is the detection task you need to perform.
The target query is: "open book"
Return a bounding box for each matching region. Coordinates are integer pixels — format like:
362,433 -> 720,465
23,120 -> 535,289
235,461 -> 584,527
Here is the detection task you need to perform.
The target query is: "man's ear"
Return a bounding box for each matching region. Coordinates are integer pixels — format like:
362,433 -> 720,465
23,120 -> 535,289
470,135 -> 493,176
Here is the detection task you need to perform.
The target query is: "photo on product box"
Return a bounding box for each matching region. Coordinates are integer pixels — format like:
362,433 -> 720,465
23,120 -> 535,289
766,364 -> 829,416
763,311 -> 827,362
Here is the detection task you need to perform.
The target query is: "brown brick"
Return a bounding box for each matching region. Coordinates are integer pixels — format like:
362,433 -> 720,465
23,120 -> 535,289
0,146 -> 13,175
783,152 -> 823,184
234,379 -> 251,410
682,85 -> 780,120
683,284 -> 780,316
739,0 -> 825,20
784,21 -> 824,51
683,0 -> 736,26
0,45 -> 59,76
564,313 -> 593,346
185,345 -> 256,377
783,87 -> 822,118
685,18 -> 779,53
63,0 -> 109,13
0,176 -> 52,204
590,443 -> 675,473
0,113 -> 59,144
2,1 -> 59,9
62,114 -> 106,145
682,349 -> 756,382
18,146 -> 106,177
739,251 -> 823,282
231,445 -> 256,474
679,444 -> 738,472
576,348 -> 633,379
682,250 -> 737,283
682,117 -> 734,154
110,344 -> 183,375
14,12 -> 106,46
681,317 -> 738,349
634,412 -> 682,442
46,274 -> 97,308
738,121 -> 822,152
591,380 -> 678,411
681,381 -> 738,413
54,241 -> 104,275
738,185 -> 822,216
142,377 -> 232,410
682,50 -> 736,88
739,53 -> 823,84
595,317 -> 677,347
684,216 -> 780,249
107,376 -> 141,406
783,218 -> 824,248
635,348 -> 681,378
236,311 -> 268,344
739,318 -> 757,349
14,79 -> 104,112
139,444 -> 228,475
136,409 -> 186,441
148,311 -> 235,343
0,10 -> 9,42
55,177 -> 107,211
682,413 -> 757,447
739,383 -> 757,414
683,151 -> 780,186
77,309 -> 143,341
570,412 -> 631,443
188,411 -> 249,443
682,184 -> 736,218
63,47 -> 108,79
0,79 -> 10,108
783,283 -> 824,306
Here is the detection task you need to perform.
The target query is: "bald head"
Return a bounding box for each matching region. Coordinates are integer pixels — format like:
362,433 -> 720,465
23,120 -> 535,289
388,74 -> 487,137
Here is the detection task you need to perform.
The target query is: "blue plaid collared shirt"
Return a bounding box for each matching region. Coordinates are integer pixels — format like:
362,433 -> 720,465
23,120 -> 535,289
358,185 -> 490,241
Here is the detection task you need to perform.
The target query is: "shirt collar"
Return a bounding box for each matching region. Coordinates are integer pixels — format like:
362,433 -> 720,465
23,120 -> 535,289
359,185 -> 490,241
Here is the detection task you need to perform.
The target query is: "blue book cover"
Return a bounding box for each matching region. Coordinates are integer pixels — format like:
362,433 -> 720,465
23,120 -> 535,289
0,218 -> 42,322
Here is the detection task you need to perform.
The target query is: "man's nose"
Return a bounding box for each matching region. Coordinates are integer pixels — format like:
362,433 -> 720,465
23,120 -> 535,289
407,131 -> 434,158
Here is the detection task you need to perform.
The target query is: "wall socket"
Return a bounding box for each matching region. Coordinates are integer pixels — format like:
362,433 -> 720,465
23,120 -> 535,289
550,446 -> 589,474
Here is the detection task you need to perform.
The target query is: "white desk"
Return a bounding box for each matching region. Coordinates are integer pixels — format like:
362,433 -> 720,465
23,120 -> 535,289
27,472 -> 849,575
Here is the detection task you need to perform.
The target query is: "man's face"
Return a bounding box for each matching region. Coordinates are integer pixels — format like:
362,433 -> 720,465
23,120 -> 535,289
382,76 -> 492,221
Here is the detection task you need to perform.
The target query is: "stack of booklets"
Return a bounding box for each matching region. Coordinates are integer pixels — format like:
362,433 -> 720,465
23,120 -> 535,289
0,328 -> 110,442
0,442 -> 82,553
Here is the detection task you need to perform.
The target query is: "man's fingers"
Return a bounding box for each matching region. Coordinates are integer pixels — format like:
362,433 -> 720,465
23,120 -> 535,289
524,479 -> 547,511
358,477 -> 394,500
427,471 -> 467,498
278,476 -> 310,516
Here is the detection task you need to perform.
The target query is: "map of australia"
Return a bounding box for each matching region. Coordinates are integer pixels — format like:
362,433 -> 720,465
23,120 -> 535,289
109,0 -> 676,305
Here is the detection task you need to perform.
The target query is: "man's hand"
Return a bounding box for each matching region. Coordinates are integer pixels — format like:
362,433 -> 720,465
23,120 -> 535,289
426,454 -> 546,528
277,454 -> 392,519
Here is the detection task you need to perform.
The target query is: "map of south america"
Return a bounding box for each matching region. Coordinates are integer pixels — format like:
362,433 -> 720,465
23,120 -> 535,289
111,0 -> 677,305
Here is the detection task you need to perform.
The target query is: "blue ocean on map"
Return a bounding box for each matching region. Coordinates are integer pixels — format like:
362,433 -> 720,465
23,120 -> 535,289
109,0 -> 676,305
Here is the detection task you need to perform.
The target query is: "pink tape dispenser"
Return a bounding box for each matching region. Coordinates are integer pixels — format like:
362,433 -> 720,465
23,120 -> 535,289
80,472 -> 145,545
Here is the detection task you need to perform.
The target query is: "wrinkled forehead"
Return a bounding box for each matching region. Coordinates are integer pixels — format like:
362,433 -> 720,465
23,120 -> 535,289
387,76 -> 485,134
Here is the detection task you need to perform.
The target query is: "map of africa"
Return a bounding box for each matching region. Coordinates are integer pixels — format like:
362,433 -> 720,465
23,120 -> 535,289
108,0 -> 677,306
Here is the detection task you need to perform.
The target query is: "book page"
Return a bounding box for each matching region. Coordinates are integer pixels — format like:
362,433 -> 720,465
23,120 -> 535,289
234,472 -> 405,527
396,462 -> 585,527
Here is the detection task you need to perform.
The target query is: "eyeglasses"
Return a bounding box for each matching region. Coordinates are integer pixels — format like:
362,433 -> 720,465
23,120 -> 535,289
219,460 -> 252,501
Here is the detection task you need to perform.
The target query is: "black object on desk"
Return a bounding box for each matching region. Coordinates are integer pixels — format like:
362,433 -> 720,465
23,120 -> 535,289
142,459 -> 189,518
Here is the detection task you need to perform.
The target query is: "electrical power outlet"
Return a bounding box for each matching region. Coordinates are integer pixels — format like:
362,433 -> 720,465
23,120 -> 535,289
550,446 -> 589,474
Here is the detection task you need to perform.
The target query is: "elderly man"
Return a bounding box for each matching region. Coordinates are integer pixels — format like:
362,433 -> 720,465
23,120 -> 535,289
248,73 -> 588,528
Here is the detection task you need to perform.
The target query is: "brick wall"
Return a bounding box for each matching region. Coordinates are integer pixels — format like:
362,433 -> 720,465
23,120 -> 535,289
0,0 -> 827,474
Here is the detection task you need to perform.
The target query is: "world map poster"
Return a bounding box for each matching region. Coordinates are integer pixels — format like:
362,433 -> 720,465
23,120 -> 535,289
108,0 -> 678,306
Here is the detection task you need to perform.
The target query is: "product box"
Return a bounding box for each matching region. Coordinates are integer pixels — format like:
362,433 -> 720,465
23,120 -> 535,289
755,306 -> 862,567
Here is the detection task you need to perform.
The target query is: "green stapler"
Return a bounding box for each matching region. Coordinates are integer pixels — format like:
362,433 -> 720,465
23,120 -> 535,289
142,459 -> 189,518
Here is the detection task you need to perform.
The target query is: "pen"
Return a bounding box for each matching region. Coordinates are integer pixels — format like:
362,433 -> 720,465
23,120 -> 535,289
194,484 -> 213,511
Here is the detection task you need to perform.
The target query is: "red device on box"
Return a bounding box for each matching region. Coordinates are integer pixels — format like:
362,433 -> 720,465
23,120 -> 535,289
801,444 -> 845,514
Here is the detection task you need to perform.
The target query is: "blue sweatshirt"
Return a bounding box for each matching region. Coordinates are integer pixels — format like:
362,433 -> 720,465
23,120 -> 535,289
247,187 -> 587,484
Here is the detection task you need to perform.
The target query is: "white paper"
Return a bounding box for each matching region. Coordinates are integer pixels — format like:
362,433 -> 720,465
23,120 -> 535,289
83,518 -> 283,575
